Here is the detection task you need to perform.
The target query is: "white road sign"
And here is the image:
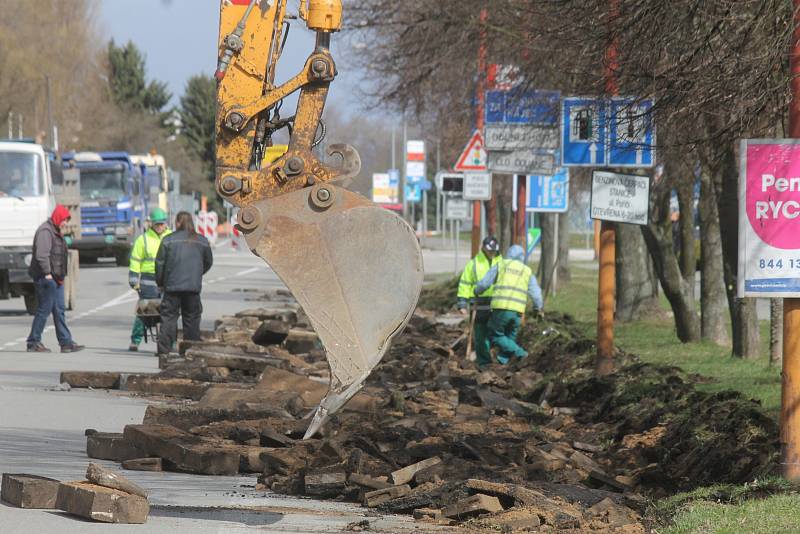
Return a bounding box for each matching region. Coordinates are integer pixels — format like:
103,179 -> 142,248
484,124 -> 559,151
590,171 -> 650,225
446,198 -> 470,220
463,173 -> 492,201
488,149 -> 558,176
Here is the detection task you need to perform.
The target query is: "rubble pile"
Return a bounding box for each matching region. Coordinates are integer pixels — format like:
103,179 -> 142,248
57,285 -> 778,532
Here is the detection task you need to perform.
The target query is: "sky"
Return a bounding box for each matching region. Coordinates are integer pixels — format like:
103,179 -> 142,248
99,0 -> 360,109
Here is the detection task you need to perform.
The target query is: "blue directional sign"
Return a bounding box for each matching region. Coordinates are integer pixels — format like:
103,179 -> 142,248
405,184 -> 421,202
526,168 -> 569,212
486,89 -> 561,125
608,97 -> 655,167
562,97 -> 607,167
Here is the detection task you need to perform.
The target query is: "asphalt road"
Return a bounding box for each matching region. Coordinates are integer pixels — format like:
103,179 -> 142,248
0,243 -> 443,533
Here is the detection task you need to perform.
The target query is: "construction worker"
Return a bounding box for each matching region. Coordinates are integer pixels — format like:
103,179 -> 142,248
457,236 -> 502,367
128,208 -> 171,351
475,245 -> 543,364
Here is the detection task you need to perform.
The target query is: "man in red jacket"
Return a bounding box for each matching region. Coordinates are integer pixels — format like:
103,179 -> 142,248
26,205 -> 84,353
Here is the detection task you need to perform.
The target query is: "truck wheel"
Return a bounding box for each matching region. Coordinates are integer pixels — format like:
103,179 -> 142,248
24,294 -> 37,315
116,252 -> 129,267
81,255 -> 98,265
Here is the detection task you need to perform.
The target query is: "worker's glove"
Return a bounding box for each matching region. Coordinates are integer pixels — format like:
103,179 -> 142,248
458,307 -> 468,316
129,275 -> 140,290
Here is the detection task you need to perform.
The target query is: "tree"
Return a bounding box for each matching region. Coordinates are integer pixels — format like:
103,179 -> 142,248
107,40 -> 171,114
180,74 -> 216,180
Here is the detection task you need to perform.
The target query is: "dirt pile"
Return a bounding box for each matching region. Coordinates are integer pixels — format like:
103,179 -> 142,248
60,280 -> 779,532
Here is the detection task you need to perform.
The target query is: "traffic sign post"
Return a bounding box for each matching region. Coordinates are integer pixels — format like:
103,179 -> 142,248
463,173 -> 492,201
489,149 -> 558,176
590,171 -> 650,225
454,130 -> 488,257
608,98 -> 656,167
562,97 -> 608,166
513,169 -> 570,213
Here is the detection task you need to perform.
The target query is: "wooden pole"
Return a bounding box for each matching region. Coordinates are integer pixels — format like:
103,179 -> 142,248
595,0 -> 619,375
596,220 -> 616,375
515,175 -> 527,246
471,5 -> 488,257
781,0 -> 800,481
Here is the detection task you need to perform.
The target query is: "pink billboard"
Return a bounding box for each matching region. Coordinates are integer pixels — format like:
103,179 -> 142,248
739,140 -> 800,297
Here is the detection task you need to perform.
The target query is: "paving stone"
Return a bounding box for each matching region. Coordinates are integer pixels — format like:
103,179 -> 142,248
364,484 -> 411,507
304,470 -> 347,497
86,432 -> 143,462
389,457 -> 442,485
282,329 -> 319,354
121,458 -> 162,472
252,320 -> 290,346
349,473 -> 393,490
59,371 -> 121,389
56,481 -> 149,524
443,494 -> 503,519
86,463 -> 147,498
1,473 -> 60,508
260,425 -> 297,448
123,376 -> 211,400
123,424 -> 240,476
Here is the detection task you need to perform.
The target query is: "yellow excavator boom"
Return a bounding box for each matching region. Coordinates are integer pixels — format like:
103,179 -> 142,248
215,0 -> 424,439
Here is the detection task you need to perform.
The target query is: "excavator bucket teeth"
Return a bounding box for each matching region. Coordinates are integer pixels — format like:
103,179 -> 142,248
243,185 -> 424,438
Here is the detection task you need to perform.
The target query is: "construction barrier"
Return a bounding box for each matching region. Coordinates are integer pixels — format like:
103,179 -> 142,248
196,211 -> 218,245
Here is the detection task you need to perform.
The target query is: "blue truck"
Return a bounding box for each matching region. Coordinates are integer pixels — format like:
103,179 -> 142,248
62,151 -> 143,265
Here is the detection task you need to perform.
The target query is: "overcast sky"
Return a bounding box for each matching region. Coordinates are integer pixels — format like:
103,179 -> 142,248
99,0 -> 360,109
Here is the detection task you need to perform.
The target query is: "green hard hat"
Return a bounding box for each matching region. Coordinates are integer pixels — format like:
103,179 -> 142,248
149,207 -> 168,223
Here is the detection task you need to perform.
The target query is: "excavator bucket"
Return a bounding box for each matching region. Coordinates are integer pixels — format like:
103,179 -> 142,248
242,185 -> 424,438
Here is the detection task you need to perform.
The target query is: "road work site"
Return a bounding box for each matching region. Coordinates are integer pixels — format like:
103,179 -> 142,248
5,0 -> 800,532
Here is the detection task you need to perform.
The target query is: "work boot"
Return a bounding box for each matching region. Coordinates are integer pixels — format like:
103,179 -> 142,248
27,343 -> 51,353
61,343 -> 85,353
128,344 -> 139,352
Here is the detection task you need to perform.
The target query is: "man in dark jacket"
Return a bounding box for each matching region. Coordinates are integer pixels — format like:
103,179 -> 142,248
26,205 -> 84,353
155,211 -> 213,355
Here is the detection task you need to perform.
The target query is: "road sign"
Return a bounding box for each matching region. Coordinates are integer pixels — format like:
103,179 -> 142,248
488,149 -> 558,176
463,173 -> 492,201
405,184 -> 421,203
590,171 -> 650,225
372,172 -> 399,204
520,169 -> 569,213
435,172 -> 463,190
562,97 -> 607,167
738,139 -> 800,297
454,130 -> 487,172
446,198 -> 470,220
526,227 -> 542,260
485,89 -> 560,125
608,98 -> 656,167
484,124 -> 559,151
405,140 -> 426,196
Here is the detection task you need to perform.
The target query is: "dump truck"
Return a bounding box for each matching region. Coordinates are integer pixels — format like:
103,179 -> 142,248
0,140 -> 79,313
62,151 -> 143,265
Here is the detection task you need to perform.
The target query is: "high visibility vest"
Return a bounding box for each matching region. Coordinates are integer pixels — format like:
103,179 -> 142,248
491,258 -> 532,314
457,252 -> 502,311
129,228 -> 171,276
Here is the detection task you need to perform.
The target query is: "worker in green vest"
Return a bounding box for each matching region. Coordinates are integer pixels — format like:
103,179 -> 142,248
457,236 -> 502,367
128,208 -> 171,351
475,244 -> 543,364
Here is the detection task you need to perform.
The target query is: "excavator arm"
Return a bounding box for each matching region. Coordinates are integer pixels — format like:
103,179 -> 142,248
215,0 -> 424,439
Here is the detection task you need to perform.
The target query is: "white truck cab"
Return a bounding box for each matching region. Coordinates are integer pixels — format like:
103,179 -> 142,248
0,141 -> 76,313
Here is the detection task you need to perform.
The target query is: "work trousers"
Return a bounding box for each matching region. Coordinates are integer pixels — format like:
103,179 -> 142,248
27,277 -> 74,348
488,309 -> 527,363
473,312 -> 492,367
157,291 -> 202,355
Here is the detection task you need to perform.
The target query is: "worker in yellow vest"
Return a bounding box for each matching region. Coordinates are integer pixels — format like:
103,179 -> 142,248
475,245 -> 543,364
128,208 -> 171,351
456,236 -> 502,367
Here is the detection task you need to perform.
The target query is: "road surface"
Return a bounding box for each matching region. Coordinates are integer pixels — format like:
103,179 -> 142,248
0,244 -> 452,533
